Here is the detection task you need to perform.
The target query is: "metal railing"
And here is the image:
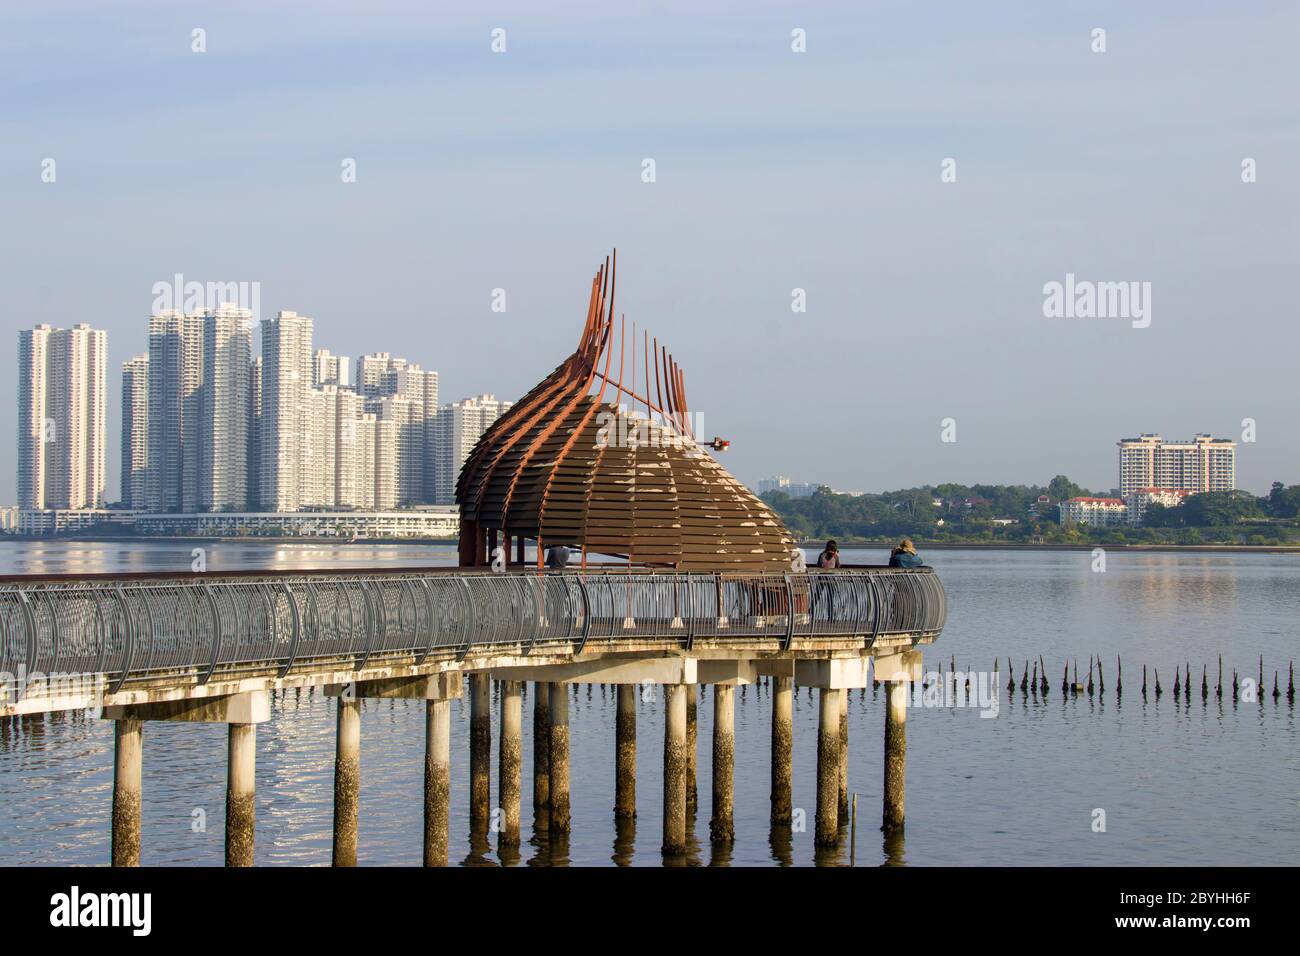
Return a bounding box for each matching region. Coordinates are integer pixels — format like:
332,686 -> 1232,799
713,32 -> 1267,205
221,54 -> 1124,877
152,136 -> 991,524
0,567 -> 944,701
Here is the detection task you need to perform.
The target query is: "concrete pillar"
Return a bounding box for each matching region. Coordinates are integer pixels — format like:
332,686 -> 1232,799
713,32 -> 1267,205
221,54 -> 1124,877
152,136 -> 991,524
663,683 -> 687,855
533,681 -> 551,832
333,696 -> 360,866
883,680 -> 908,832
548,681 -> 571,833
111,718 -> 142,867
225,723 -> 256,867
615,683 -> 636,818
424,699 -> 451,866
710,684 -> 735,843
499,680 -> 522,848
838,688 -> 849,822
770,675 -> 793,826
815,688 -> 842,847
685,684 -> 698,810
469,673 -> 491,835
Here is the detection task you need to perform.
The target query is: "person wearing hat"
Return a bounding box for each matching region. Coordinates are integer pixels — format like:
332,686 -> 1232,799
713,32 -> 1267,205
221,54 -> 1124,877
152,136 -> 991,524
888,538 -> 923,568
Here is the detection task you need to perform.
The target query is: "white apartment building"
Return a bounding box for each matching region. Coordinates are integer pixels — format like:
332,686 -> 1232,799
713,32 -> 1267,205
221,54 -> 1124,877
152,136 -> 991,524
17,324 -> 107,510
313,349 -> 351,388
1118,434 -> 1236,498
200,305 -> 252,511
120,355 -> 149,508
1126,487 -> 1193,526
146,310 -> 204,511
1059,497 -> 1129,527
260,311 -> 314,511
430,394 -> 513,505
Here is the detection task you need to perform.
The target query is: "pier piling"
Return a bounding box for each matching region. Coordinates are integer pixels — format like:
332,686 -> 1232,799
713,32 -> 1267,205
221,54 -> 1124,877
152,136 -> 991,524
332,696 -> 360,867
615,683 -> 637,819
685,683 -> 698,811
533,681 -> 551,832
710,684 -> 735,844
663,683 -> 688,855
225,723 -> 256,867
499,680 -> 522,849
111,718 -> 143,867
882,681 -> 908,834
424,699 -> 451,866
469,673 -> 492,835
838,688 -> 849,822
770,674 -> 793,827
815,688 -> 842,846
549,682 -> 571,833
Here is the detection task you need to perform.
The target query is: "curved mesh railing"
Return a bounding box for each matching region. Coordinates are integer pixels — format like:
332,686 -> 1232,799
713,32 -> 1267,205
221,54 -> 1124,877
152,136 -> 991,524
0,567 -> 944,700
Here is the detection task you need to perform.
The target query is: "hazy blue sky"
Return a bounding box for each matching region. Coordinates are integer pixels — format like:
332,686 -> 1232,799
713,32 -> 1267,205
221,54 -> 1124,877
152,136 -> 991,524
3,0 -> 1296,502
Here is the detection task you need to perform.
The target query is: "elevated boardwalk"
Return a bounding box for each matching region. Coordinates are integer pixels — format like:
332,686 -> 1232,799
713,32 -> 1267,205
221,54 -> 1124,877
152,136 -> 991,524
0,564 -> 945,866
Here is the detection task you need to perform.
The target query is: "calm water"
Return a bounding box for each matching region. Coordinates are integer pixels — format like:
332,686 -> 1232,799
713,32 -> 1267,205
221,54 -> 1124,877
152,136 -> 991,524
1,541 -> 1297,866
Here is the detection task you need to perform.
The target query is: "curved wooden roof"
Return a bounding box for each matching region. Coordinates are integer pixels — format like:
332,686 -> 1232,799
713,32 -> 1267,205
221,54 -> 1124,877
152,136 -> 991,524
456,253 -> 794,571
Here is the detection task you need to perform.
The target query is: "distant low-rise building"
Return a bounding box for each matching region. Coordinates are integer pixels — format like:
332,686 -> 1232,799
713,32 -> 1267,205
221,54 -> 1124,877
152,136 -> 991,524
1126,487 -> 1193,526
1059,497 -> 1128,527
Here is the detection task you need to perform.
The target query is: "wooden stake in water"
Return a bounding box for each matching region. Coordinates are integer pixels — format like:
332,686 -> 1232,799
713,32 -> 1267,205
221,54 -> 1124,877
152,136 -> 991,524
1116,656 -> 1123,698
1006,658 -> 1015,694
1062,662 -> 1069,694
1173,667 -> 1181,699
1232,669 -> 1239,702
850,792 -> 858,867
1273,672 -> 1280,700
1097,657 -> 1104,695
1289,661 -> 1295,702
1154,668 -> 1162,697
1020,660 -> 1028,695
1039,656 -> 1049,696
1087,657 -> 1095,697
1142,664 -> 1148,698
1217,655 -> 1223,699
1030,660 -> 1037,696
1201,665 -> 1208,701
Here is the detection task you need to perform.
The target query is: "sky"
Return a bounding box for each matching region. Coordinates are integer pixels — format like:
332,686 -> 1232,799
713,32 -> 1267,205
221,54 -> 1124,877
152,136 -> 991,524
2,0 -> 1297,502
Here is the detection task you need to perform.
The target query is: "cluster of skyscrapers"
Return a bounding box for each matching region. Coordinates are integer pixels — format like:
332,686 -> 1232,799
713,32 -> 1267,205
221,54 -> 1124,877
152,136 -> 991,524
16,310 -> 513,517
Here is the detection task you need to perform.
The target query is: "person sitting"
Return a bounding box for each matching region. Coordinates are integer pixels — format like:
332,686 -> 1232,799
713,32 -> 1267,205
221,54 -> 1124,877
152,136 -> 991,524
888,538 -> 923,568
545,544 -> 571,569
816,540 -> 840,569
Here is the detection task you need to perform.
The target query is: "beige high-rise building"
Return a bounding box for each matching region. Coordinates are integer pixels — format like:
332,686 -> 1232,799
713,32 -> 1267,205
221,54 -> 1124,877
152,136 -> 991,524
313,349 -> 351,388
120,355 -> 149,508
430,394 -> 512,505
17,324 -> 107,509
1118,434 -> 1236,498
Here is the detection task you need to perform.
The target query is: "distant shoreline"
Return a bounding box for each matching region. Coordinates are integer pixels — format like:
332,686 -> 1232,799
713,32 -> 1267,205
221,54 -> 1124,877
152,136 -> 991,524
797,539 -> 1300,554
3,535 -> 1296,556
